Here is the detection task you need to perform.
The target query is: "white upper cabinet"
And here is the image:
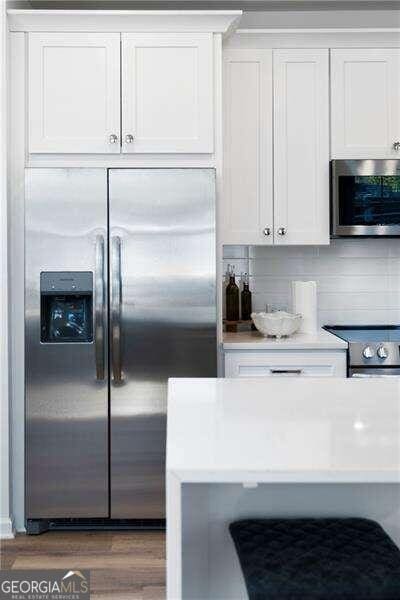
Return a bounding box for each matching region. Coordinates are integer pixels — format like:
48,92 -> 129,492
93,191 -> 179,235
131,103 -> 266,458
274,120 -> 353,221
222,50 -> 273,245
28,33 -> 121,154
27,30 -> 215,155
273,49 -> 330,245
331,49 -> 400,158
122,33 -> 214,153
222,48 -> 329,246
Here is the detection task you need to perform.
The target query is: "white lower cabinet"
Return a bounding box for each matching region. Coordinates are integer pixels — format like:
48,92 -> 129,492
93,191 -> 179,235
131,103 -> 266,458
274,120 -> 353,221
225,351 -> 347,378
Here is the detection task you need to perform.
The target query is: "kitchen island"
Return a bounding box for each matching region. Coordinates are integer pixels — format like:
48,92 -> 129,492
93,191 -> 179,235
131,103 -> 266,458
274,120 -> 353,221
167,377 -> 400,600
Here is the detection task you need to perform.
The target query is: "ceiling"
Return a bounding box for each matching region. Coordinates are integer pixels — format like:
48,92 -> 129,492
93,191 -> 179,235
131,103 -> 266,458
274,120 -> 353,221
24,0 -> 400,11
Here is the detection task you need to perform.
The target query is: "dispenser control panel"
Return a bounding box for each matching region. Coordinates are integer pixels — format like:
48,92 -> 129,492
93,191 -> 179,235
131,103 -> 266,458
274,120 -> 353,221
40,271 -> 93,343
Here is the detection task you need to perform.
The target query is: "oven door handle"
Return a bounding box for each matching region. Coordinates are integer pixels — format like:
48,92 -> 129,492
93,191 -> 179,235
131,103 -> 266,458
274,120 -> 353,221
94,234 -> 106,380
351,372 -> 400,378
111,235 -> 123,384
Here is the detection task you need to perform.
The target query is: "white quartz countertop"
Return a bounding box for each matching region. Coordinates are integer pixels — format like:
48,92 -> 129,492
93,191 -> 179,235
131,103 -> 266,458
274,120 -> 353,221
167,378 -> 400,484
223,328 -> 348,350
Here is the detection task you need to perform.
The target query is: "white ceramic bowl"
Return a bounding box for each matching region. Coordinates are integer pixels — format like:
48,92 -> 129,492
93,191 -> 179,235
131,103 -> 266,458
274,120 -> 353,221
251,311 -> 302,338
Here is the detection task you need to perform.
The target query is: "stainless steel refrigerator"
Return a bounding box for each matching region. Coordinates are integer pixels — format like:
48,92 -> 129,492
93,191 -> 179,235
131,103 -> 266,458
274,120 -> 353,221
25,168 -> 216,532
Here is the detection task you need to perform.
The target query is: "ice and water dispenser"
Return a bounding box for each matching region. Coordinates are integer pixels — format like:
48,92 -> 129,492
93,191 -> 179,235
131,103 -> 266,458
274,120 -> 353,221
40,272 -> 93,343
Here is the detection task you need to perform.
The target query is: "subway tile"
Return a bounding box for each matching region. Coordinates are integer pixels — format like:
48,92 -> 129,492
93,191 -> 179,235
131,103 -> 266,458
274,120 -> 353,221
306,257 -> 392,276
319,310 -> 399,326
255,276 -> 396,294
250,258 -> 308,277
315,275 -> 392,293
386,240 -> 400,257
249,246 -> 319,259
250,277 -> 291,294
319,238 -> 390,258
222,259 -> 249,276
388,257 -> 400,276
222,239 -> 400,325
252,293 -> 291,312
318,292 -> 394,311
222,245 -> 249,260
249,257 -> 392,277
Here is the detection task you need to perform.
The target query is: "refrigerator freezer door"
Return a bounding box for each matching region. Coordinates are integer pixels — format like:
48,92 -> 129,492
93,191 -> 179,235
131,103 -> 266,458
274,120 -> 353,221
25,169 -> 109,518
109,169 -> 216,518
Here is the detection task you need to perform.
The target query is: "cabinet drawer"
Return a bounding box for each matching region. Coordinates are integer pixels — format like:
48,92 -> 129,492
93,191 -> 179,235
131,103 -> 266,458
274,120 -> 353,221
225,351 -> 346,378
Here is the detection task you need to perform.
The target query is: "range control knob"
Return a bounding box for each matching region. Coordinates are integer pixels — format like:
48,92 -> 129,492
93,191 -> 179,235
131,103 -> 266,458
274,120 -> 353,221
362,346 -> 374,359
377,345 -> 389,359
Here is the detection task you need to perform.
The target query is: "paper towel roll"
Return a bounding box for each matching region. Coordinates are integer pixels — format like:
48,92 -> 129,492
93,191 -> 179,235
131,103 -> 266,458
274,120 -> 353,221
292,281 -> 318,334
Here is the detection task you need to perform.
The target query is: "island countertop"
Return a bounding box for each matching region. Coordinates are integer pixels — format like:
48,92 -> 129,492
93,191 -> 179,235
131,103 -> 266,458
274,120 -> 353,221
167,377 -> 400,484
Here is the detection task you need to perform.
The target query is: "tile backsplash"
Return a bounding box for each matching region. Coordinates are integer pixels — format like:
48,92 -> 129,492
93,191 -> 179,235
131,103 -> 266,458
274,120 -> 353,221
223,239 -> 400,325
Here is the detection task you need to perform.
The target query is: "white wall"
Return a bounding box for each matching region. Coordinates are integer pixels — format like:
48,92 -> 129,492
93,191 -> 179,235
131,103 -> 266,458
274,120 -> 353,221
223,239 -> 400,325
0,0 -> 13,540
1,0 -> 32,539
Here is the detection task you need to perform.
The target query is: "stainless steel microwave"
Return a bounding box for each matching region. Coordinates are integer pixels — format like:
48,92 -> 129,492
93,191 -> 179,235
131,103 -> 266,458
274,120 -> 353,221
331,160 -> 400,237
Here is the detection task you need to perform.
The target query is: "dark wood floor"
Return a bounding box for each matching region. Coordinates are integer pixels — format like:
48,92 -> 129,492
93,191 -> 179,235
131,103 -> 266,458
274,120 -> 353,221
1,531 -> 166,599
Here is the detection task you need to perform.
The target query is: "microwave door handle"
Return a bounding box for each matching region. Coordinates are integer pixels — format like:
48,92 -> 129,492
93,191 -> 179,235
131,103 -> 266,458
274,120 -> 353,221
95,234 -> 106,380
111,235 -> 123,384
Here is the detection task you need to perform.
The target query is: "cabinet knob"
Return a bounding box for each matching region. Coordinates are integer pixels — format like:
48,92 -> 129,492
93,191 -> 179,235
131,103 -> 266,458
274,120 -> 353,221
393,141 -> 400,151
263,227 -> 271,236
277,227 -> 286,236
109,134 -> 119,144
125,134 -> 134,144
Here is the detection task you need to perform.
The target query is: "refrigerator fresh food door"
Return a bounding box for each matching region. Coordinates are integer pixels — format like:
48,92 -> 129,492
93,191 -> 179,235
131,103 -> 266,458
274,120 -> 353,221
109,169 -> 217,518
25,169 -> 109,518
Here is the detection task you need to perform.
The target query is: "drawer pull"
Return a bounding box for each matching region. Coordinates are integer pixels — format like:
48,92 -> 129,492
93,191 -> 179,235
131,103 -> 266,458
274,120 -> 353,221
270,369 -> 303,375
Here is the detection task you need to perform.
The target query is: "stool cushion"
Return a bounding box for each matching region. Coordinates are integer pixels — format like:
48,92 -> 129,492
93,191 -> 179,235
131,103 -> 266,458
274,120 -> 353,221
229,518 -> 400,600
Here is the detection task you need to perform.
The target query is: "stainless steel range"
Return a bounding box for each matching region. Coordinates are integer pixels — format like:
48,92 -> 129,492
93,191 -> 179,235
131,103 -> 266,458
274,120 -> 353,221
324,326 -> 400,378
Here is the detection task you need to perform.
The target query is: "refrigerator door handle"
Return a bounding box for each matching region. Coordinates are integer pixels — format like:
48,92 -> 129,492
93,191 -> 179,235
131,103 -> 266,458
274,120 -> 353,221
111,235 -> 123,383
95,234 -> 106,380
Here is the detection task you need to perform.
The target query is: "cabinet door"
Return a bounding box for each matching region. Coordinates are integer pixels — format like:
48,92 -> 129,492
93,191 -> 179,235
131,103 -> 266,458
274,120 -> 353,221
122,33 -> 213,153
225,351 -> 347,378
222,50 -> 273,245
28,33 -> 121,154
331,49 -> 400,158
274,49 -> 330,246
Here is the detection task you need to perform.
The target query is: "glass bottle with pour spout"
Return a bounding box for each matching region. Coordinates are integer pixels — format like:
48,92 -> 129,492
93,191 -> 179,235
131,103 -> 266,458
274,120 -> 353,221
226,264 -> 239,321
241,272 -> 252,321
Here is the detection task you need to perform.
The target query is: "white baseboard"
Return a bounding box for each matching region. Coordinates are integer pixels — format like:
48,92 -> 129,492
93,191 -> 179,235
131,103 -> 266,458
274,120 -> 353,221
0,516 -> 15,539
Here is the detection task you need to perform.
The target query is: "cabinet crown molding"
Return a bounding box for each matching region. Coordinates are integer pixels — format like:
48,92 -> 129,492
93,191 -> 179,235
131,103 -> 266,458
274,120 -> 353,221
7,9 -> 242,36
236,27 -> 400,34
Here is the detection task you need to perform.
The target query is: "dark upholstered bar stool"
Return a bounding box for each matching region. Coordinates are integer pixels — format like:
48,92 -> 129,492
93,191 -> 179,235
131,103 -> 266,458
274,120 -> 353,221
230,518 -> 400,600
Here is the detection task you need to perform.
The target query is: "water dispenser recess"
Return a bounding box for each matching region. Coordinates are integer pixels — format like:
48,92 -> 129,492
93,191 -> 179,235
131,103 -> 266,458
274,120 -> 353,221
40,272 -> 93,343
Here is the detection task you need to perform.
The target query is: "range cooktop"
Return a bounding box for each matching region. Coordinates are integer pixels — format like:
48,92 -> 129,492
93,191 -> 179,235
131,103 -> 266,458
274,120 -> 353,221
324,325 -> 400,343
324,325 -> 400,369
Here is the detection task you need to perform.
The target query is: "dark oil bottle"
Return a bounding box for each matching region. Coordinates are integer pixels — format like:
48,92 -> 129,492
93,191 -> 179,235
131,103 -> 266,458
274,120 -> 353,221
226,265 -> 239,321
241,273 -> 252,321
